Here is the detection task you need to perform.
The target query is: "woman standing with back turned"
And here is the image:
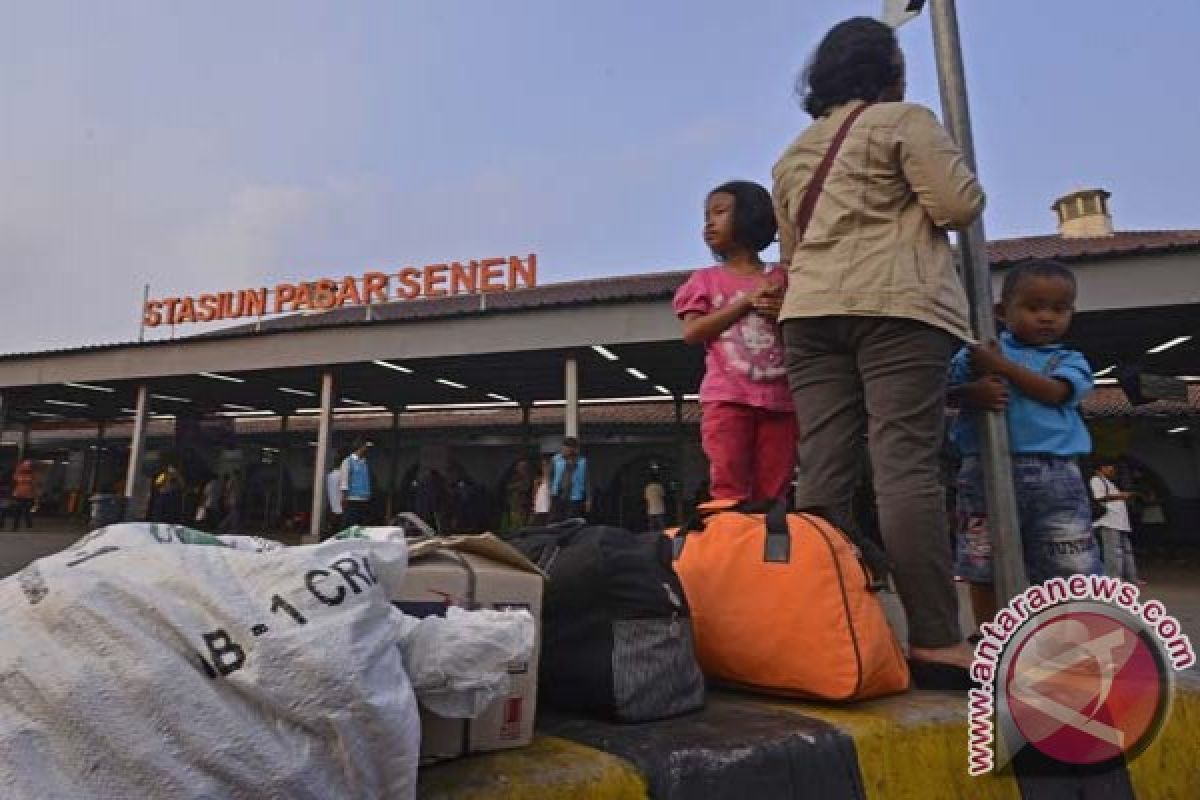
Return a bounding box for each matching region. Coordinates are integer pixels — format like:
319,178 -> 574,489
773,17 -> 984,687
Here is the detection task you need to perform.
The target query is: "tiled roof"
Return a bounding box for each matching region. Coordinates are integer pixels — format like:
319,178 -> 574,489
1081,385 -> 1200,419
986,230 -> 1200,266
4,230 -> 1200,361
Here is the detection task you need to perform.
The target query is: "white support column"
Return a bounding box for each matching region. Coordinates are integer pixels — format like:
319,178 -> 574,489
17,423 -> 31,463
88,421 -> 107,495
275,414 -> 290,529
124,384 -> 149,515
564,356 -> 579,440
386,408 -> 403,521
308,371 -> 335,543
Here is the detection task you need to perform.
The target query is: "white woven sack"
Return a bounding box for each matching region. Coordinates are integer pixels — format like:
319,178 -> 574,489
0,523 -> 420,800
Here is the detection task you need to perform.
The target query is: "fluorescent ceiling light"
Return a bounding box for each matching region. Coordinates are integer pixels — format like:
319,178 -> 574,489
151,393 -> 191,403
626,367 -> 648,380
27,411 -> 62,418
406,401 -> 517,411
120,407 -> 137,414
654,385 -> 671,395
486,393 -> 512,402
65,382 -> 115,393
373,360 -> 413,374
335,405 -> 388,413
683,394 -> 700,401
278,387 -> 316,397
221,403 -> 256,411
340,398 -> 371,406
1094,365 -> 1116,377
533,395 -> 674,406
213,410 -> 277,418
1168,426 -> 1189,434
1095,378 -> 1119,386
45,399 -> 88,408
1178,375 -> 1200,382
436,379 -> 467,389
198,371 -> 244,383
592,345 -> 619,361
1147,335 -> 1192,354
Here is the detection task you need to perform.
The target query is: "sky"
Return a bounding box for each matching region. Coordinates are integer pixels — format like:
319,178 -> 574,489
2,0 -> 1197,353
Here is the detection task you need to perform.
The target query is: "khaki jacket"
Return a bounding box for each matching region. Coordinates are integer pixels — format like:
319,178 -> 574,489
772,101 -> 984,342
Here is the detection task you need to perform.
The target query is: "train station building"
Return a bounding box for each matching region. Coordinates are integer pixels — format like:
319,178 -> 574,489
1,189 -> 1197,542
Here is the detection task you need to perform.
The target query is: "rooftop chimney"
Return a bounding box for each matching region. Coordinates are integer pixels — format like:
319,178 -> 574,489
1052,188 -> 1114,238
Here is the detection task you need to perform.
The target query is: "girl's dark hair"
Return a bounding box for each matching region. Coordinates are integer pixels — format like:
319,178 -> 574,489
800,17 -> 901,119
708,180 -> 777,255
1000,259 -> 1078,304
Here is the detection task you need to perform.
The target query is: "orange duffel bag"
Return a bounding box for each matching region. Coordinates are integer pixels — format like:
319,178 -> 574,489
670,500 -> 909,701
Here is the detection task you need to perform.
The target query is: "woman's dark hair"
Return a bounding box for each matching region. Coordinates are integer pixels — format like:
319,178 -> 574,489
1000,259 -> 1078,305
708,180 -> 778,255
800,17 -> 901,119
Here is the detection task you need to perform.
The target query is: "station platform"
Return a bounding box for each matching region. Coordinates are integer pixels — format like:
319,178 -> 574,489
417,677 -> 1200,800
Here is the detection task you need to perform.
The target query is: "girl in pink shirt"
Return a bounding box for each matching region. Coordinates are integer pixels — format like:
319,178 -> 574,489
674,181 -> 797,502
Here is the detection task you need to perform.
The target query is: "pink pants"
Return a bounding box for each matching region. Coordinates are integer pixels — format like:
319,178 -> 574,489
701,401 -> 798,502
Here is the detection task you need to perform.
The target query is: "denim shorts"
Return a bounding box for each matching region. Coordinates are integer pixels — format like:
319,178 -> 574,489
955,455 -> 1101,585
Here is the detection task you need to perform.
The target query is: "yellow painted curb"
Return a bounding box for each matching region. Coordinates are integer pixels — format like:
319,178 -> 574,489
769,692 -> 1021,800
1127,677 -> 1200,799
417,735 -> 648,800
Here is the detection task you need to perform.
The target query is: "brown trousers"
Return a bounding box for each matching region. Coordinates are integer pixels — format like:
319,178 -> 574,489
782,316 -> 962,648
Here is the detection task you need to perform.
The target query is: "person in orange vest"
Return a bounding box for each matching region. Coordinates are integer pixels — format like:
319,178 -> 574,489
11,459 -> 38,531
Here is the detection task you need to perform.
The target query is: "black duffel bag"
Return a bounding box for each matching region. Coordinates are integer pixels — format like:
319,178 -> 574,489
506,519 -> 705,722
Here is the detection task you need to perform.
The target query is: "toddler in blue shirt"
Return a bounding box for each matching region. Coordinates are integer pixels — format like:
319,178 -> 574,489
948,259 -> 1102,624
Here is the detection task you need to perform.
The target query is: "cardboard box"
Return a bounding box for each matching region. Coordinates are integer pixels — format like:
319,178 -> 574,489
395,534 -> 544,762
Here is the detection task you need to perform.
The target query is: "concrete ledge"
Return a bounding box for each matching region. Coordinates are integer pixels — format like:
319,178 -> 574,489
417,736 -> 646,800
416,678 -> 1200,799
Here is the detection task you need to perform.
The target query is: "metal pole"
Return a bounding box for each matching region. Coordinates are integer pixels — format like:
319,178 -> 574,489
929,0 -> 1027,602
308,372 -> 335,543
276,414 -> 289,531
564,356 -> 580,440
138,283 -> 150,343
521,402 -> 533,456
17,423 -> 30,463
125,385 -> 150,517
387,408 -> 402,520
89,421 -> 106,495
0,392 -> 6,464
674,394 -> 686,524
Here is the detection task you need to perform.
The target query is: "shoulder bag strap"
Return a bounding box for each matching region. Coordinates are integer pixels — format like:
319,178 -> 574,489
794,102 -> 871,244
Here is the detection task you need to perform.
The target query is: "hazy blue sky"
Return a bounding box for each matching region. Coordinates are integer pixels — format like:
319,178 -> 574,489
2,1 -> 1197,352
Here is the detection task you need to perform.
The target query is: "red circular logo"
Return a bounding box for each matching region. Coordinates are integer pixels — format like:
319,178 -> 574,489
1004,608 -> 1168,766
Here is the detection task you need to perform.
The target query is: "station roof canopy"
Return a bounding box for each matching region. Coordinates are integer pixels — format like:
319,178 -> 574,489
0,228 -> 1198,426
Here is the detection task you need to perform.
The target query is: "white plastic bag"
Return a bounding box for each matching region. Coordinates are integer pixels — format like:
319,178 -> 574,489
0,523 -> 420,800
398,606 -> 536,718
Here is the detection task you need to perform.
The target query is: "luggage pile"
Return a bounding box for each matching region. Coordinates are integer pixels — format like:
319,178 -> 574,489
0,499 -> 913,798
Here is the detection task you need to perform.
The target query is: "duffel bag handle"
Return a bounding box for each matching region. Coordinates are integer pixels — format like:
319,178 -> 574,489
677,498 -> 776,536
673,498 -> 789,561
763,499 -> 790,563
504,517 -> 588,542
